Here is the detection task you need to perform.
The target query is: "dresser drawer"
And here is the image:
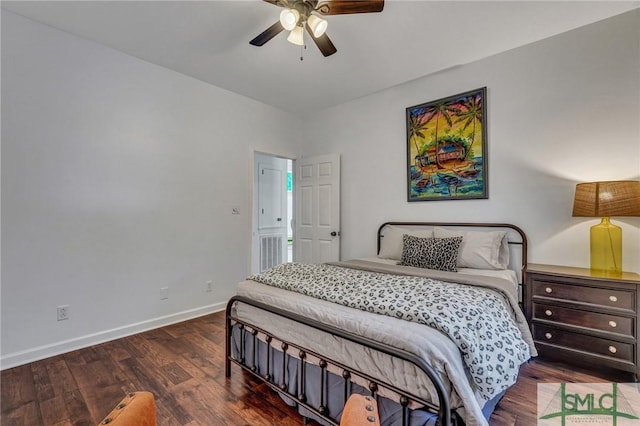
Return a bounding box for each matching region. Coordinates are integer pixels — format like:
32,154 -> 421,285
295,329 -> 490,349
531,280 -> 635,312
533,303 -> 634,338
533,324 -> 634,363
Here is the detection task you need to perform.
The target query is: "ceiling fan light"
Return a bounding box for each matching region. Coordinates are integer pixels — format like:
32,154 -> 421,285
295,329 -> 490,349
307,14 -> 328,38
287,25 -> 304,46
279,8 -> 300,31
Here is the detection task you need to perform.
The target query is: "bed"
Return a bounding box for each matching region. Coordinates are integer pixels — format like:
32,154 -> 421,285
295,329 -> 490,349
225,222 -> 537,426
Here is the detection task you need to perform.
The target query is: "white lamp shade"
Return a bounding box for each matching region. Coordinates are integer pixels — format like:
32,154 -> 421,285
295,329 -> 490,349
279,8 -> 300,31
307,14 -> 328,38
287,26 -> 304,46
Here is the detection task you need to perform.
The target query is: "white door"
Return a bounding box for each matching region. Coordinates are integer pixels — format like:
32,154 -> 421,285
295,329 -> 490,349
253,153 -> 288,273
294,154 -> 340,263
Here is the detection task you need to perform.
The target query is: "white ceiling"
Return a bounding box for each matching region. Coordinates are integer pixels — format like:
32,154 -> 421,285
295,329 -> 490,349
3,1 -> 638,114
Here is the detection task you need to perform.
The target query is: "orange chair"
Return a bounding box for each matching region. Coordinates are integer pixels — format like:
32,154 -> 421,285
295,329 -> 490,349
340,394 -> 381,426
97,391 -> 157,426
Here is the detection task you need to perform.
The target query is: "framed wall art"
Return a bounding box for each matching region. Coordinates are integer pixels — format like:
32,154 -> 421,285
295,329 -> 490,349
406,87 -> 488,201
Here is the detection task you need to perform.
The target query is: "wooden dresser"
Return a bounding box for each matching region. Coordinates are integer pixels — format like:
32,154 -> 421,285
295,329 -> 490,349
525,263 -> 640,380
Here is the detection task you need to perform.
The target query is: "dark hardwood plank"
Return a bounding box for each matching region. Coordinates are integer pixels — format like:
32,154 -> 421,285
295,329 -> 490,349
44,357 -> 77,397
1,401 -> 43,426
1,364 -> 38,412
31,362 -> 55,402
60,390 -> 93,426
96,339 -> 133,363
2,311 -> 636,426
39,394 -> 71,425
162,362 -> 192,386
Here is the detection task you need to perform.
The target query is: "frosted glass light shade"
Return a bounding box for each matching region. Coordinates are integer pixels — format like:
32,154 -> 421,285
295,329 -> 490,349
279,8 -> 300,31
307,14 -> 328,37
287,26 -> 304,46
590,217 -> 622,276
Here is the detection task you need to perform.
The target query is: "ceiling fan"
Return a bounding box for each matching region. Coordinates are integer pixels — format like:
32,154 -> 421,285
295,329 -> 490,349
250,0 -> 384,57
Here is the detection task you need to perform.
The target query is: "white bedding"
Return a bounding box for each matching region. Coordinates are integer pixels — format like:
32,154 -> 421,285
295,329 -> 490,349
233,260 -> 535,426
361,256 -> 520,290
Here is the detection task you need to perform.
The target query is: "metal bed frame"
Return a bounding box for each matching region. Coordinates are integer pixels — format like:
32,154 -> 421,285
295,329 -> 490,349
226,296 -> 454,425
225,222 -> 528,426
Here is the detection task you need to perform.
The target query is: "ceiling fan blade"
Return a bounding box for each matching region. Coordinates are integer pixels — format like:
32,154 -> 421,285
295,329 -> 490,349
315,0 -> 384,15
262,0 -> 289,7
306,24 -> 337,57
250,21 -> 285,46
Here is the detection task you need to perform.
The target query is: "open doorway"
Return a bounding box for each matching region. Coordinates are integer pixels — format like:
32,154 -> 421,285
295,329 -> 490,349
252,152 -> 294,274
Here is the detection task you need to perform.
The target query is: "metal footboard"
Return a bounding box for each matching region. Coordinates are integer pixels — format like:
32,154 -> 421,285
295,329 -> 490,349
225,296 -> 458,426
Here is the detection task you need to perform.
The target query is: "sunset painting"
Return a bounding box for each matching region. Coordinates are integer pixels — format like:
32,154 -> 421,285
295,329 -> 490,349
406,87 -> 488,201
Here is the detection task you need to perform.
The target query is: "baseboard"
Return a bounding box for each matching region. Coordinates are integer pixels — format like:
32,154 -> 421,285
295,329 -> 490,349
0,302 -> 227,371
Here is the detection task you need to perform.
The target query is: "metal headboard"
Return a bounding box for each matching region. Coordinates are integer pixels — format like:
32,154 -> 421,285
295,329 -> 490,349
377,221 -> 528,283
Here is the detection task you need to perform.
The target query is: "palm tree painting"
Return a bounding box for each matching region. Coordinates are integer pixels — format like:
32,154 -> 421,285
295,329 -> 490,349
406,87 -> 487,201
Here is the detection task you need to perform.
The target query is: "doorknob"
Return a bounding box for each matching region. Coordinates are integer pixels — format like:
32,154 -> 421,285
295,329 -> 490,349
277,218 -> 282,221
331,231 -> 340,237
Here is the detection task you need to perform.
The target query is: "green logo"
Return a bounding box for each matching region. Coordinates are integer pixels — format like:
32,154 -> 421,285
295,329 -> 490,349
539,383 -> 639,425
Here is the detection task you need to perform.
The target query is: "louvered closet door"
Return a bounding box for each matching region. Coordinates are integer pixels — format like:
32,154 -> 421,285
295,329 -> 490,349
294,154 -> 340,263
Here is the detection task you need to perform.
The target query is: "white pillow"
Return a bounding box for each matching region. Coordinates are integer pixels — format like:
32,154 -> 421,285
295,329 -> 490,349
378,226 -> 433,260
433,227 -> 508,270
498,235 -> 510,269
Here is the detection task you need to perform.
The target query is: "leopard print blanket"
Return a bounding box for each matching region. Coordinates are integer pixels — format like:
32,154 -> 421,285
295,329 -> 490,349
249,262 -> 531,401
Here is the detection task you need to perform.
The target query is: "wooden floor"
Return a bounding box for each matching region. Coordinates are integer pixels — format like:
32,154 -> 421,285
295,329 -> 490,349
1,311 -> 634,426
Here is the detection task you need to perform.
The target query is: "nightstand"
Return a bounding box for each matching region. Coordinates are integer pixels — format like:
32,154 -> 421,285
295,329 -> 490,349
525,263 -> 640,380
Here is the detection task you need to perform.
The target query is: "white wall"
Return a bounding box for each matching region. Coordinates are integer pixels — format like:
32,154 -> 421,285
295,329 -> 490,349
300,10 -> 640,272
1,11 -> 299,368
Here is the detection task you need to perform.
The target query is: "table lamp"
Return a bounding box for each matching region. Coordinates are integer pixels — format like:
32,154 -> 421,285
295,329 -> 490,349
572,180 -> 640,275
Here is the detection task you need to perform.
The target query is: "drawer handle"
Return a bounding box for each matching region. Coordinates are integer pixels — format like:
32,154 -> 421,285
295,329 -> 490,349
545,287 -> 553,294
609,295 -> 618,303
609,346 -> 617,354
609,321 -> 617,328
545,310 -> 553,317
545,333 -> 552,340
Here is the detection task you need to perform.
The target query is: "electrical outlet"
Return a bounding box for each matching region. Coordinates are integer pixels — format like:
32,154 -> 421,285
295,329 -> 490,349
160,286 -> 169,300
57,305 -> 70,321
206,280 -> 213,292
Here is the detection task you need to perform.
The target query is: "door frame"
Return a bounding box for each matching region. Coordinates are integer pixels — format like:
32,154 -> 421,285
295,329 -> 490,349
250,150 -> 295,274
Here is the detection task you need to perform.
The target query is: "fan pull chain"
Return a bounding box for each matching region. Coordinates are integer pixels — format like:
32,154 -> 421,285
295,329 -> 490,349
299,28 -> 306,61
300,43 -> 306,61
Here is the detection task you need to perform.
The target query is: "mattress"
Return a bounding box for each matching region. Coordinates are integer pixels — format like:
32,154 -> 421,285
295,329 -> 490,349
359,257 -> 520,290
